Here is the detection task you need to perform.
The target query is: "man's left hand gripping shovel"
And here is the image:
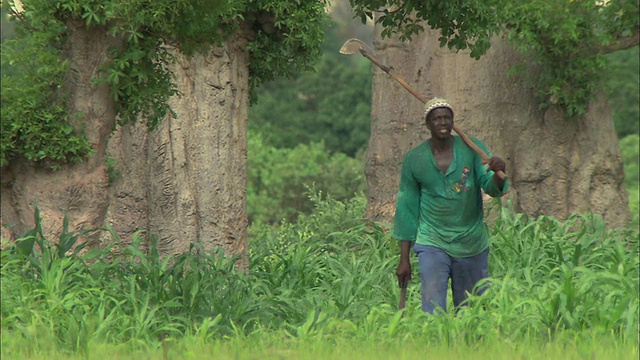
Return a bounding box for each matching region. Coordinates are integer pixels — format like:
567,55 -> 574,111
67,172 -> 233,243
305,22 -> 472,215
340,38 -> 507,180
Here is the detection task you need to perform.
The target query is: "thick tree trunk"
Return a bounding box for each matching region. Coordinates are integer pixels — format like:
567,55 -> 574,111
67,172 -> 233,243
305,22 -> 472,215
0,23 -> 251,271
105,37 -> 250,271
366,27 -> 631,228
1,21 -> 119,242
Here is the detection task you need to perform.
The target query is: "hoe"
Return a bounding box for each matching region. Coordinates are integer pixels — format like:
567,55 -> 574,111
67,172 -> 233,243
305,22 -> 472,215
340,38 -> 507,181
341,38 -> 507,311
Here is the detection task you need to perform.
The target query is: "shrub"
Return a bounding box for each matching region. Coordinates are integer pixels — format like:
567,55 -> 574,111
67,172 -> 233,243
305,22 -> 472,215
247,131 -> 366,224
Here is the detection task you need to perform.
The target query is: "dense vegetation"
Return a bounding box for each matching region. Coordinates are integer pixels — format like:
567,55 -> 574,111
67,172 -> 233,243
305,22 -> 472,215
1,198 -> 638,359
247,131 -> 365,224
606,46 -> 640,138
1,5 -> 638,358
248,19 -> 371,157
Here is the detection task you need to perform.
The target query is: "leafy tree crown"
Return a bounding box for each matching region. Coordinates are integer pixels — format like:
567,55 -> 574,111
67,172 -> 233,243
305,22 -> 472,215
349,0 -> 639,116
1,0 -> 328,168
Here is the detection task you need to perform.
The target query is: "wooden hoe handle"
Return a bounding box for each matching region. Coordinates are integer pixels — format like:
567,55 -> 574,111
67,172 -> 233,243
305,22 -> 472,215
359,48 -> 507,180
399,283 -> 407,311
452,125 -> 507,180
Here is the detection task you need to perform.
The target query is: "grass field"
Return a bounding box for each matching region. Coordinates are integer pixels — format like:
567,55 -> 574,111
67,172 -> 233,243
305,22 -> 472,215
2,331 -> 637,360
1,198 -> 638,359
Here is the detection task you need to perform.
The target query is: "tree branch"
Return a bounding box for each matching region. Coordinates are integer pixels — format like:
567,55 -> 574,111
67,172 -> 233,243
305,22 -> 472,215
596,27 -> 640,54
6,0 -> 40,34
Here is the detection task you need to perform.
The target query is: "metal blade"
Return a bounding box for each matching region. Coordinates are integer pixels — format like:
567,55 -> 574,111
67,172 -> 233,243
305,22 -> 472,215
339,38 -> 375,55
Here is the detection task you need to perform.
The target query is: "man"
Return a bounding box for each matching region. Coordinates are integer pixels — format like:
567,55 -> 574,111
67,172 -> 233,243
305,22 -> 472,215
393,97 -> 508,314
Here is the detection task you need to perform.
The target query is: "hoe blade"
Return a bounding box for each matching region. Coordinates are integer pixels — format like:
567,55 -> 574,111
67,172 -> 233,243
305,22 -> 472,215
339,38 -> 375,55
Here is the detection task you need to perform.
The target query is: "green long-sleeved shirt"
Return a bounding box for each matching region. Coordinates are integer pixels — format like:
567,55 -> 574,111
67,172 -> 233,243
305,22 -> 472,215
392,136 -> 509,258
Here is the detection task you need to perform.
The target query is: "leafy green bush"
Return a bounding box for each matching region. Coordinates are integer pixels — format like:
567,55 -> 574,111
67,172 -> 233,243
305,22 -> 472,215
1,33 -> 92,169
247,131 -> 366,224
487,207 -> 639,336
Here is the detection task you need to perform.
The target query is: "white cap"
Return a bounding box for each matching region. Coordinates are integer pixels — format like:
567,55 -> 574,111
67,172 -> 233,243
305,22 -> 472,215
424,97 -> 454,119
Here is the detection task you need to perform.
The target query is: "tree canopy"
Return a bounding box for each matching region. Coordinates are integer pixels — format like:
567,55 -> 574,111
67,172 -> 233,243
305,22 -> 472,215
1,0 -> 329,168
2,0 -> 638,168
349,0 -> 639,116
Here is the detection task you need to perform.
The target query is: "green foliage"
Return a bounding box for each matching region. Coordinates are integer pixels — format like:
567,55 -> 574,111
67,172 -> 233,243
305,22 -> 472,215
1,0 -> 329,168
104,152 -> 120,185
245,1 -> 330,90
0,9 -> 15,43
1,32 -> 92,168
501,0 -> 637,116
606,46 -> 640,138
487,207 -> 639,335
249,19 -> 372,156
349,0 -> 502,59
628,187 -> 639,225
2,199 -> 638,357
247,131 -> 366,224
350,0 -> 639,117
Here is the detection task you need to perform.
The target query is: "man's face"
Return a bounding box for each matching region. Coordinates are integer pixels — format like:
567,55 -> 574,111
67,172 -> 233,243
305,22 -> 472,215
425,107 -> 453,140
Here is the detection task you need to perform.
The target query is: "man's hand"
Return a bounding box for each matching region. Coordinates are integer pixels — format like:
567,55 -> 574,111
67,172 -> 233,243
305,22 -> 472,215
486,156 -> 506,189
396,261 -> 412,288
397,240 -> 413,288
487,156 -> 506,174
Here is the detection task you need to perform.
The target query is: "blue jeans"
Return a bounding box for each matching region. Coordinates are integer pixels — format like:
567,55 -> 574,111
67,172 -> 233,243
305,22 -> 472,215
413,244 -> 489,314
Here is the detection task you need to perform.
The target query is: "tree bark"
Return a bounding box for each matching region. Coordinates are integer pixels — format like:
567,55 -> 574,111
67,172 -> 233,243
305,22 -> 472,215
0,23 -> 251,271
366,26 -> 631,228
1,21 -> 119,243
105,35 -> 250,271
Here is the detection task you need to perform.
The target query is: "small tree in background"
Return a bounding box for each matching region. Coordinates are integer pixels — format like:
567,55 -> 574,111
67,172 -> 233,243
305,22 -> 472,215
247,132 -> 366,224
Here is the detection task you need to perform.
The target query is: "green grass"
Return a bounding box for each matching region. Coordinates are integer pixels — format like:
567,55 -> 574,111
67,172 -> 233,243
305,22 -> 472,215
1,330 -> 637,360
1,197 -> 638,359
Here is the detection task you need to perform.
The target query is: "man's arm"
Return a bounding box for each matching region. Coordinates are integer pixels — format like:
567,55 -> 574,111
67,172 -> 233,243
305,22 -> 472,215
392,153 -> 421,240
471,137 -> 509,196
392,153 -> 420,288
